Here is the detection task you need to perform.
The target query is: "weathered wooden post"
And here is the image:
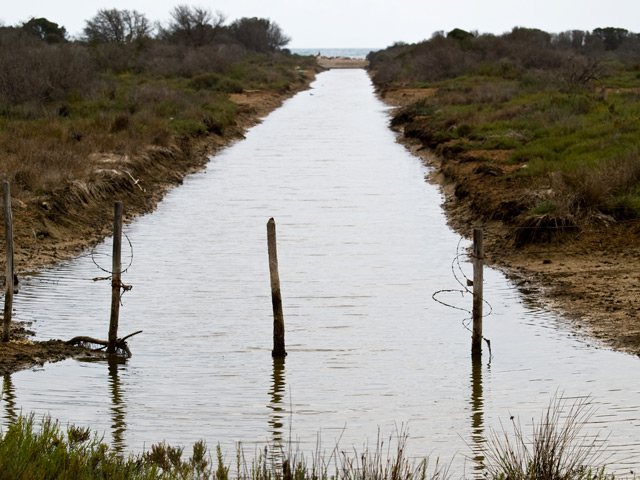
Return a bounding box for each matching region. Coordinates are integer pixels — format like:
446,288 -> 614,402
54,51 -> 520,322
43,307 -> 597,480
107,201 -> 123,354
471,228 -> 484,358
267,218 -> 286,357
2,182 -> 14,342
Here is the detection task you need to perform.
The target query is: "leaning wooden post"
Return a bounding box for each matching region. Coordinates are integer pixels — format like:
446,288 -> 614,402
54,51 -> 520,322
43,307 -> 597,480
2,182 -> 14,342
471,228 -> 484,358
267,218 -> 286,357
107,201 -> 123,354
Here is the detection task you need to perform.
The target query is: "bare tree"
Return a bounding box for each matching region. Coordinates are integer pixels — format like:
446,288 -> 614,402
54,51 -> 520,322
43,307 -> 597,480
83,9 -> 152,44
161,5 -> 226,47
559,55 -> 602,88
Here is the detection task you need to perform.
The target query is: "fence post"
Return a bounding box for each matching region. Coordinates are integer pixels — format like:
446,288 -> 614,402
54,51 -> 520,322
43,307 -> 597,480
107,201 -> 123,354
267,218 -> 286,357
472,228 -> 484,358
2,182 -> 14,342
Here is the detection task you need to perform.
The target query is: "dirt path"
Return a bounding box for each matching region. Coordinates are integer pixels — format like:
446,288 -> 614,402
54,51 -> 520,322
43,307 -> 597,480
382,87 -> 640,357
0,77 -> 317,375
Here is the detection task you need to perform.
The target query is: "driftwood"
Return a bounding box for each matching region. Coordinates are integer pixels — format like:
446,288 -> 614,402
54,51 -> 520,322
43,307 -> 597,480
67,330 -> 142,357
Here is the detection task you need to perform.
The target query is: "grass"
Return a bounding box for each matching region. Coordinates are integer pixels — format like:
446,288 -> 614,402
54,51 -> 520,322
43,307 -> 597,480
0,396 -> 622,480
477,395 -> 614,480
0,416 -> 449,480
0,53 -> 314,201
394,67 -> 640,221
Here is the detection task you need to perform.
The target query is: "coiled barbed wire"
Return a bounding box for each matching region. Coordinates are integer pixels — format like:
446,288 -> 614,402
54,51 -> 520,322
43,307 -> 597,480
432,237 -> 493,360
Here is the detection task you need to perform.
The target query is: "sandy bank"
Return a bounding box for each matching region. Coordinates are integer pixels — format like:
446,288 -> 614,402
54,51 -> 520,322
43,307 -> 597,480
316,56 -> 369,69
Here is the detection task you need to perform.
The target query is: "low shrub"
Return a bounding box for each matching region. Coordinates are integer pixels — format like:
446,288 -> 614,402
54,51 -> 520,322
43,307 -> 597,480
530,200 -> 558,215
0,34 -> 95,107
168,118 -> 207,137
188,73 -> 222,90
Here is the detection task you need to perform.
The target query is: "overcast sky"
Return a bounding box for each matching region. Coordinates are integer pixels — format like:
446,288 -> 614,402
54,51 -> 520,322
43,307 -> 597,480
2,0 -> 639,48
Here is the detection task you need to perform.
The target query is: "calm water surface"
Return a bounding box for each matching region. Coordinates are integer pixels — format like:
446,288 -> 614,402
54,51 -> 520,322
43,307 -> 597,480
2,70 -> 639,476
291,47 -> 378,58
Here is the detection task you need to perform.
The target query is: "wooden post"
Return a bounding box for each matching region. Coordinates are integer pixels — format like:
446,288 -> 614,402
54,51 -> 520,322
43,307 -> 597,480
267,218 -> 286,357
2,182 -> 14,342
471,228 -> 484,358
107,201 -> 123,354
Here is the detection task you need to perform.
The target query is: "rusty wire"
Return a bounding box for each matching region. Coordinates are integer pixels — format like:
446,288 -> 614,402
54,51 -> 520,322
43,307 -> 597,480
90,232 -> 134,305
432,237 -> 493,360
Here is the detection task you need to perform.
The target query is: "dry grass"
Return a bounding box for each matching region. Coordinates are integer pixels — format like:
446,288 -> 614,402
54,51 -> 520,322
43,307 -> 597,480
0,29 -> 316,206
477,394 -> 613,480
557,151 -> 640,220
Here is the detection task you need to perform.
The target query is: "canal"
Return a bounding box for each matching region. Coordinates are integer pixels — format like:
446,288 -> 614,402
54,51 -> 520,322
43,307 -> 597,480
2,69 -> 639,475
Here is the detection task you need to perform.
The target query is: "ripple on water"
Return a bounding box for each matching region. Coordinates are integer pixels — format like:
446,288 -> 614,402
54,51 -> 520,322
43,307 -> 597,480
2,69 -> 639,476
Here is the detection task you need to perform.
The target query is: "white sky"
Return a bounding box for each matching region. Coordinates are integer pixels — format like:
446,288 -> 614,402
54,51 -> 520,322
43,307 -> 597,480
1,0 -> 639,48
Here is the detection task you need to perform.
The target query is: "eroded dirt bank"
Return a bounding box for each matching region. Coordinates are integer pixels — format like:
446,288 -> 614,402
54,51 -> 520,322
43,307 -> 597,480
0,76 -> 317,375
382,87 -> 640,357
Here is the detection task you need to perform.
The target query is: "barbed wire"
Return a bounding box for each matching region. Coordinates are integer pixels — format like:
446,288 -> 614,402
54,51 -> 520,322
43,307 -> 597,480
432,237 -> 493,361
91,232 -> 134,305
90,232 -> 134,275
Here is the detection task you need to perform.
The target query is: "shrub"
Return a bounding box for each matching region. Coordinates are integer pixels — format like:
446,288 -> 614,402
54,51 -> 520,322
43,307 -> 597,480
0,32 -> 95,107
168,118 -> 207,136
188,73 -> 244,93
602,192 -> 640,219
530,200 -> 558,215
558,151 -> 640,218
188,72 -> 222,90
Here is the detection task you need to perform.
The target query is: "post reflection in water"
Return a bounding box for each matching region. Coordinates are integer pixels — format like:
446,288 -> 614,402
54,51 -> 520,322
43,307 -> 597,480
470,358 -> 486,474
107,356 -> 127,453
2,374 -> 17,424
268,356 -> 287,447
4,69 -> 640,475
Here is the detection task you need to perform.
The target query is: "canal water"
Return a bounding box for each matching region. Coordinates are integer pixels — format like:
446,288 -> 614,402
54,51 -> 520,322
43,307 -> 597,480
2,69 -> 639,476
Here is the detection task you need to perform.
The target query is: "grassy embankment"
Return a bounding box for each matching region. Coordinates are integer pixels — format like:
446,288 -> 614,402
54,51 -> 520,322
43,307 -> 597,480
368,28 -> 640,244
0,395 -> 615,479
0,30 -> 318,270
1,52 -> 313,199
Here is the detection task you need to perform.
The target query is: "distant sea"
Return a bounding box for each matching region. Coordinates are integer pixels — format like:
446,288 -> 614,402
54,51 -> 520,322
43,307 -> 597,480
289,48 -> 380,59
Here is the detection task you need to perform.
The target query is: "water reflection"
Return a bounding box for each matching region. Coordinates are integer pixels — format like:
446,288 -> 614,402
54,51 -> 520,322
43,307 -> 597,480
2,69 -> 640,476
268,356 -> 287,445
108,356 -> 127,453
78,356 -> 128,452
2,374 -> 17,423
469,358 -> 485,474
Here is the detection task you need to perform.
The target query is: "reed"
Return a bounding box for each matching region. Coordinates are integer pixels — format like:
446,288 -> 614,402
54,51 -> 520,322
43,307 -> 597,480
0,416 -> 449,480
0,402 -> 619,479
476,394 -> 614,480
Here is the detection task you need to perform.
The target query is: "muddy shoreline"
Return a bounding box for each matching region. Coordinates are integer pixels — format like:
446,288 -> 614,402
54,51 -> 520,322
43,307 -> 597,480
382,87 -> 640,358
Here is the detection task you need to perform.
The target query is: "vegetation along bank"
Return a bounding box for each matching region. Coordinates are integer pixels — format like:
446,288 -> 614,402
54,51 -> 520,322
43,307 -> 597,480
368,27 -> 640,356
3,15 -> 640,368
0,13 -> 634,480
0,7 -> 320,373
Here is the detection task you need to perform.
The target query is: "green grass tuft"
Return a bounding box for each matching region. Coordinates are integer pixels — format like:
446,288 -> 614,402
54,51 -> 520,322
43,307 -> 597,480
0,401 -> 621,480
476,394 -> 614,480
